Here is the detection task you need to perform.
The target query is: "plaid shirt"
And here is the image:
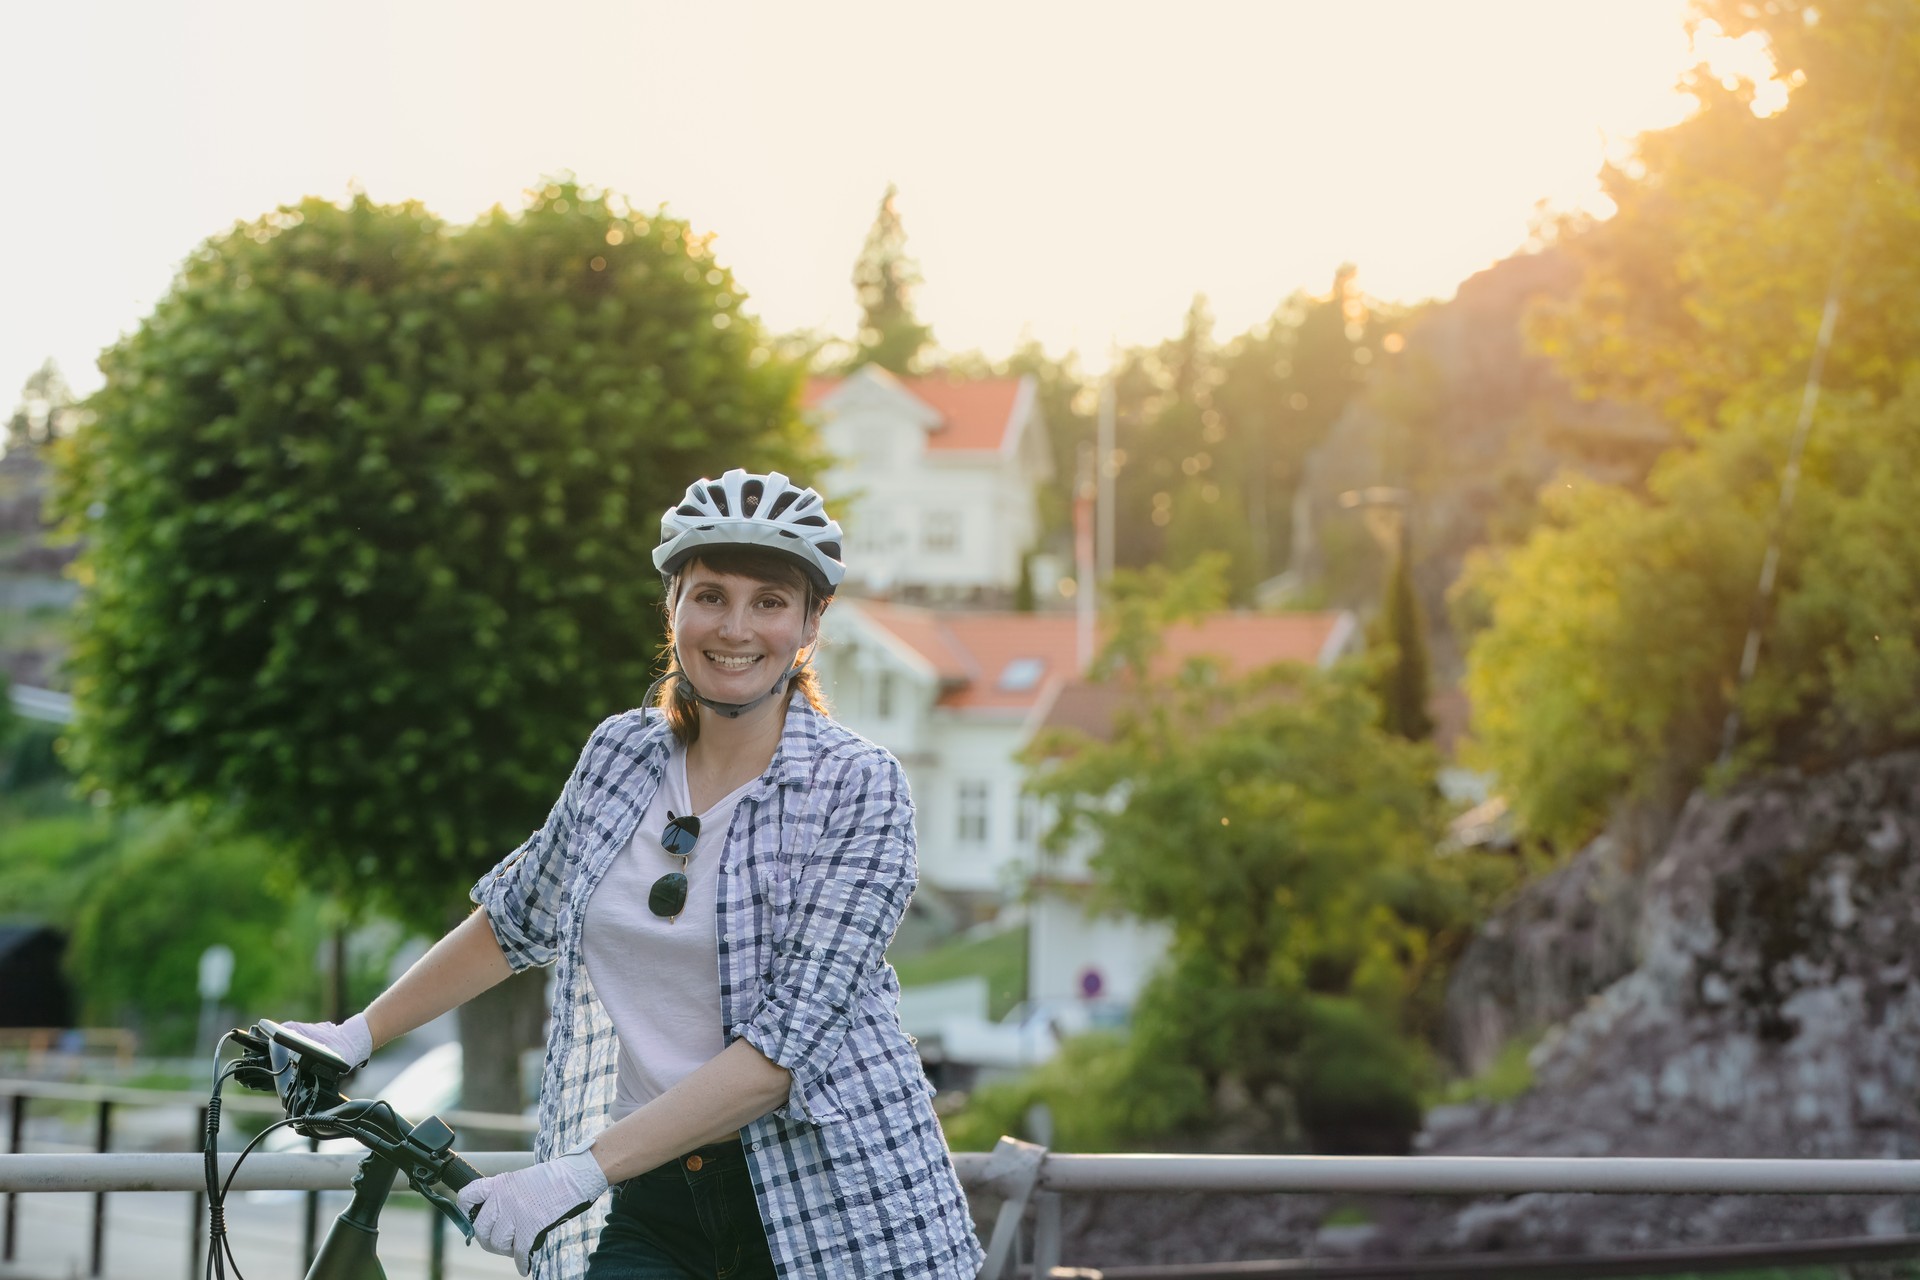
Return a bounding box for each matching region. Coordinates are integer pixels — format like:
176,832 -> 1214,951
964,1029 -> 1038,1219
472,698 -> 985,1279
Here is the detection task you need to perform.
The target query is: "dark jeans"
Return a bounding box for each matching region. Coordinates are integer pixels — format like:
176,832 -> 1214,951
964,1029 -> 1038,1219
584,1137 -> 777,1280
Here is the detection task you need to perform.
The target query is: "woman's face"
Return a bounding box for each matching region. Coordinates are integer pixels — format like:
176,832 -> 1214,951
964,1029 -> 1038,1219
671,563 -> 820,704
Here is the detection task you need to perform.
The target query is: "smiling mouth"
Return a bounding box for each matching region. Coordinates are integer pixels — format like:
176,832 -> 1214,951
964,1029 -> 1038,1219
704,653 -> 763,671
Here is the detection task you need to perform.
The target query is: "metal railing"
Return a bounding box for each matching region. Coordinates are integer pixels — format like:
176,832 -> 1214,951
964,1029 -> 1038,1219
6,1078 -> 1920,1280
0,1075 -> 534,1280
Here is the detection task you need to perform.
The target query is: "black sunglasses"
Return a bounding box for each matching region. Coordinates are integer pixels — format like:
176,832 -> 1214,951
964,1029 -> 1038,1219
649,811 -> 702,921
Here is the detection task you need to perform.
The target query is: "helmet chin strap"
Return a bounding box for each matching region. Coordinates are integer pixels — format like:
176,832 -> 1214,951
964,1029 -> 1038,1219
647,646 -> 814,721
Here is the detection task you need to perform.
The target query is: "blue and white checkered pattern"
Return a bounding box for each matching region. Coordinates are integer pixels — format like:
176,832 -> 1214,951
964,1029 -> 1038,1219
472,699 -> 985,1278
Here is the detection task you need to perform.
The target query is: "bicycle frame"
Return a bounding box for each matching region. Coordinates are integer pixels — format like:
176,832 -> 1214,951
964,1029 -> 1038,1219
306,1150 -> 399,1280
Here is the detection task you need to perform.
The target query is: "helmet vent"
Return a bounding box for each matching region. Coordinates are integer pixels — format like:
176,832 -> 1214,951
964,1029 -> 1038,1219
767,490 -> 799,519
705,483 -> 729,513
740,478 -> 764,515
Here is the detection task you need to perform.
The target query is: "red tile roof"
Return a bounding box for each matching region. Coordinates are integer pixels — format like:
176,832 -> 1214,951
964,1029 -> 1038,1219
804,374 -> 1026,452
855,603 -> 1352,713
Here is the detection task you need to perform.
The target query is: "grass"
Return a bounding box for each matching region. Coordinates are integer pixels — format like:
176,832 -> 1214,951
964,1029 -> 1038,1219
891,923 -> 1028,1021
1321,1204 -> 1374,1228
1436,1032 -> 1537,1106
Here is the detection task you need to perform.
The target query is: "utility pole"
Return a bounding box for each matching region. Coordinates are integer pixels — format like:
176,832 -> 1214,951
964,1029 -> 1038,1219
1075,442 -> 1097,674
1096,374 -> 1115,587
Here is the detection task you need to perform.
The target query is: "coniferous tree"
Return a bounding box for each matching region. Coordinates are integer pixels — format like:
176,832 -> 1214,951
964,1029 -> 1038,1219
848,185 -> 934,374
1374,536 -> 1434,742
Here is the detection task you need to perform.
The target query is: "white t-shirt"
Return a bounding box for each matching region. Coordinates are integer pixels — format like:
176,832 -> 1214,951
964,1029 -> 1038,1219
580,742 -> 755,1122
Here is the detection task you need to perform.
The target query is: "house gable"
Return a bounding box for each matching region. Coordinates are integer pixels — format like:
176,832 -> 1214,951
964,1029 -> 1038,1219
808,367 -> 1050,601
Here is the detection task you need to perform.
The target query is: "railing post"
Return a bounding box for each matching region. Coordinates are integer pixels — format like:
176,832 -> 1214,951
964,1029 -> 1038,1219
3,1092 -> 22,1262
979,1137 -> 1049,1280
91,1098 -> 111,1277
1031,1189 -> 1062,1279
1025,1104 -> 1059,1280
430,1202 -> 446,1280
303,1133 -> 320,1264
188,1104 -> 206,1280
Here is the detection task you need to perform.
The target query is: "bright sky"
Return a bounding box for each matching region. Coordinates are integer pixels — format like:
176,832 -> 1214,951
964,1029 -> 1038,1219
3,0 -> 1758,401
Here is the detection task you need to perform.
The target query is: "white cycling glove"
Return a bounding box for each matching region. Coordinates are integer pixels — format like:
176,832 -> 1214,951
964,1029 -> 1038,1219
457,1148 -> 609,1275
276,1014 -> 373,1070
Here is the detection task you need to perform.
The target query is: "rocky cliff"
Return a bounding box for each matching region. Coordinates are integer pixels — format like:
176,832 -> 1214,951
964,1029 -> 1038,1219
1058,750 -> 1920,1266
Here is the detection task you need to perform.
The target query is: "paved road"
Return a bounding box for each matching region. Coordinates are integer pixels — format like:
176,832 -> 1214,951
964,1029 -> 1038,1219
1,1189 -> 520,1280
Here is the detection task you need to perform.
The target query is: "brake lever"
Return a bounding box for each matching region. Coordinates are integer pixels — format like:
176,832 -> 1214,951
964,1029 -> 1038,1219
412,1179 -> 477,1241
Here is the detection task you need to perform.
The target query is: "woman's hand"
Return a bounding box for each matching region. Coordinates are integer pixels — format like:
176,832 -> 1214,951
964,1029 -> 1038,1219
456,1150 -> 609,1275
274,1014 -> 372,1070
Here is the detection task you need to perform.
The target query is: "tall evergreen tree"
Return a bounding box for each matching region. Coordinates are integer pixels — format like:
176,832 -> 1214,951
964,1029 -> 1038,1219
848,184 -> 935,374
1374,534 -> 1435,742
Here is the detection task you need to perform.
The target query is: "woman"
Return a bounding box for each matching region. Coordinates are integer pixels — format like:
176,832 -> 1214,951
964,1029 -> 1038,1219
284,469 -> 984,1279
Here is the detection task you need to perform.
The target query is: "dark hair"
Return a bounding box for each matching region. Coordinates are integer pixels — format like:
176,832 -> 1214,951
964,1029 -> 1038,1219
655,546 -> 830,745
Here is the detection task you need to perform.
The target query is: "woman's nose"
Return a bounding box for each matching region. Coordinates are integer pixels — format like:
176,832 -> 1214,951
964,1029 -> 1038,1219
716,603 -> 753,637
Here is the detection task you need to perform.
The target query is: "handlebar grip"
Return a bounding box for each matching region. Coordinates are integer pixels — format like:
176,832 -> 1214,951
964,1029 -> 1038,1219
438,1153 -> 484,1191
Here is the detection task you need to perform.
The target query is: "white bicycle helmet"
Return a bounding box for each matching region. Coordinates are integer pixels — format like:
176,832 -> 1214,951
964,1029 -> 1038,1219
652,469 -> 847,595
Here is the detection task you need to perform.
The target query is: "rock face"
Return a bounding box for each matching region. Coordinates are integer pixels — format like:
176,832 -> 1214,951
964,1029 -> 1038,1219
1057,751 -> 1920,1267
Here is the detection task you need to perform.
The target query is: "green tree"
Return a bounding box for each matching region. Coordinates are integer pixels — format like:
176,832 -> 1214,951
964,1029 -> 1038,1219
1534,0 -> 1918,433
1212,266 -> 1392,582
1015,559 -> 1492,1152
847,184 -> 934,375
57,180 -> 812,1100
1096,273 -> 1390,599
1372,536 -> 1435,742
1466,0 -> 1920,847
63,811 -> 365,1053
4,359 -> 81,456
1465,382 -> 1920,848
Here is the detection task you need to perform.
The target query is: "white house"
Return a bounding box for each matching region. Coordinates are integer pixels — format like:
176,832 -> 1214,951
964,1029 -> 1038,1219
805,367 -> 1053,602
817,602 -> 1363,1010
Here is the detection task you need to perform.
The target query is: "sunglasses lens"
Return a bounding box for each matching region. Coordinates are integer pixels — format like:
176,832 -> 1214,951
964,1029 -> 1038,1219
648,872 -> 689,918
662,815 -> 701,856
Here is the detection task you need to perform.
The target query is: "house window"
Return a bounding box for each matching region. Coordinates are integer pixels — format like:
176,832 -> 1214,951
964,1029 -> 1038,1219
1016,793 -> 1039,844
876,672 -> 895,719
924,510 -> 960,553
957,781 -> 989,844
998,658 -> 1045,692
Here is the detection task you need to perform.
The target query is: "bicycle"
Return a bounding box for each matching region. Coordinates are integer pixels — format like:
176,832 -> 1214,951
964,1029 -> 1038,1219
201,1019 -> 569,1279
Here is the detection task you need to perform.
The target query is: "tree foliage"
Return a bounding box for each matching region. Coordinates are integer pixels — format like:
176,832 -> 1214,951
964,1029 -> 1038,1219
1464,0 -> 1920,847
1067,272 -> 1392,600
847,184 -> 935,375
1465,383 -> 1920,846
1534,0 -> 1920,433
4,359 -> 81,456
1373,537 -> 1435,742
1015,560 -> 1503,1152
56,181 -> 813,929
63,809 -> 383,1053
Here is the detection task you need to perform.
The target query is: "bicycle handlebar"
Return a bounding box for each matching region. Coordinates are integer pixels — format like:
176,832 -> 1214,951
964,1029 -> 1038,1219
231,1021 -> 480,1238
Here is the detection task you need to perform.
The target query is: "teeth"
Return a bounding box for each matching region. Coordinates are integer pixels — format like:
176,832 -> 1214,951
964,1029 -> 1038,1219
706,653 -> 760,670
